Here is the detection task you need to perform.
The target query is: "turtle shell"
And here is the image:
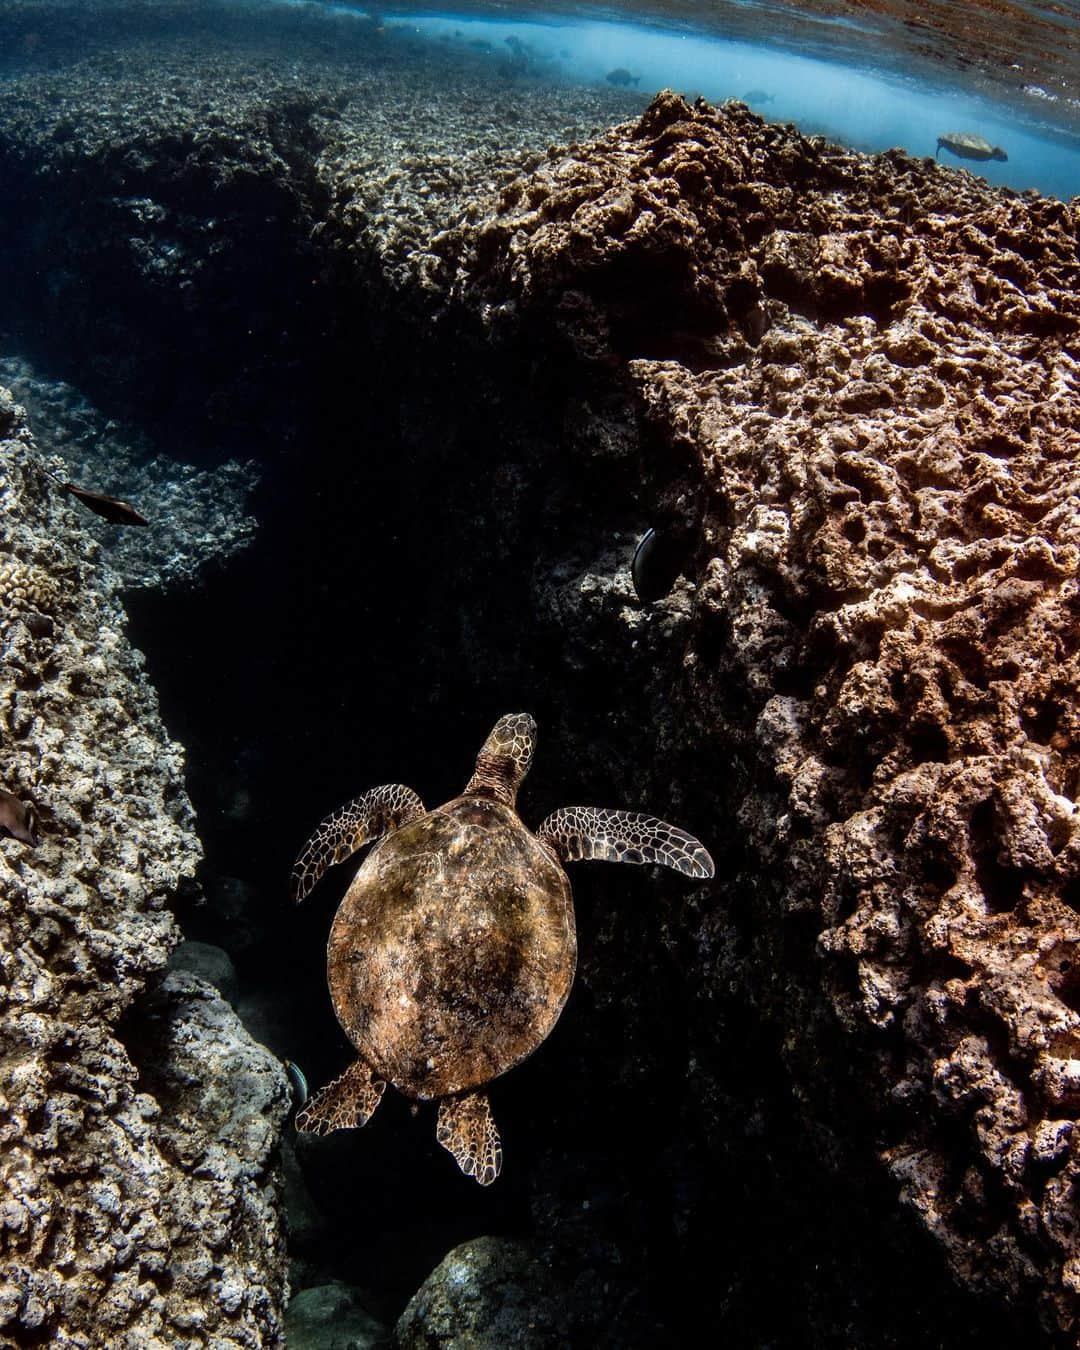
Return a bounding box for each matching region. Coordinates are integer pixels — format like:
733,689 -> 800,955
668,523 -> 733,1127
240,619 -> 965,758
939,132 -> 996,160
327,795 -> 576,1100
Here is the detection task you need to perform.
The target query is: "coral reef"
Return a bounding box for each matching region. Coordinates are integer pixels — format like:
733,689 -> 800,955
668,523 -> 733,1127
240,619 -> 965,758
438,91 -> 1080,1337
0,6 -> 642,451
0,358 -> 258,593
2,3 -> 1079,1342
0,386 -> 289,1345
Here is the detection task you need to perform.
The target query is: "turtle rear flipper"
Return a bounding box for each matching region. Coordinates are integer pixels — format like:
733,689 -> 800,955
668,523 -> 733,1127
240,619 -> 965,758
291,783 -> 425,903
538,806 -> 715,879
437,1091 -> 502,1186
295,1059 -> 386,1135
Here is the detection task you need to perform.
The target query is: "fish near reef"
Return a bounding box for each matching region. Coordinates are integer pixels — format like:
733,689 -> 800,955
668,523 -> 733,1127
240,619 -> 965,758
291,713 -> 713,1185
936,131 -> 1008,163
632,525 -> 689,603
61,482 -> 149,526
284,1059 -> 309,1107
0,788 -> 37,846
606,67 -> 639,87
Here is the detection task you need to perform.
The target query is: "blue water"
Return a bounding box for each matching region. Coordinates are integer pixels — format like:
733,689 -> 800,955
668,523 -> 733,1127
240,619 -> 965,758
310,5 -> 1080,199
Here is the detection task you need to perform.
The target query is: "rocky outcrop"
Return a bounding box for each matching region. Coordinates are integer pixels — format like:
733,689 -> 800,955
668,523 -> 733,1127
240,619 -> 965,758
0,387 -> 288,1345
396,1238 -> 563,1350
438,91 -> 1080,1338
286,1280 -> 388,1350
2,5 -> 1079,1339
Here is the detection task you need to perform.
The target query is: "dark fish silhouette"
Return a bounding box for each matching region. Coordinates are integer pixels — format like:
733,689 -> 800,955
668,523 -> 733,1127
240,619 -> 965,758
0,788 -> 37,846
743,89 -> 775,104
606,67 -> 639,87
632,526 -> 687,603
61,482 -> 149,526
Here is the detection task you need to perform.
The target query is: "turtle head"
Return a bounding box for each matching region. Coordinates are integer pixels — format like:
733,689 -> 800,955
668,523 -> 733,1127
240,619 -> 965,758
464,713 -> 536,806
992,146 -> 1008,161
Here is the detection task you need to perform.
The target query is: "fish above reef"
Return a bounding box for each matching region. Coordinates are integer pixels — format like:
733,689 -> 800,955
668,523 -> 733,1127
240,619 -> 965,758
742,89 -> 775,104
936,131 -> 1008,163
54,478 -> 149,526
0,788 -> 37,846
290,713 -> 713,1185
606,67 -> 639,87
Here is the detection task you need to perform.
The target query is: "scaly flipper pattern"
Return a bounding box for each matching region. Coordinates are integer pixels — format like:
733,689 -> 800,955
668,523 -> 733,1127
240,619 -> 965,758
290,783 -> 425,903
295,1059 -> 386,1135
436,1091 -> 503,1186
538,807 -> 714,879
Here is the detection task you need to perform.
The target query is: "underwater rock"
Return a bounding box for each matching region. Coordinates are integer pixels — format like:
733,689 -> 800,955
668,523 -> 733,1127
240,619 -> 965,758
168,937 -> 240,1005
285,1281 -> 389,1350
437,90 -> 1080,1341
396,1237 -> 562,1350
1,10 -> 1078,1339
280,1136 -> 327,1288
0,391 -> 289,1345
0,358 -> 258,592
0,12 -> 641,441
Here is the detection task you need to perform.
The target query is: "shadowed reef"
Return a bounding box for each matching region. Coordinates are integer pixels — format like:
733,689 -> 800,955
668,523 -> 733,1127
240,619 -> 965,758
0,6 -> 1078,1345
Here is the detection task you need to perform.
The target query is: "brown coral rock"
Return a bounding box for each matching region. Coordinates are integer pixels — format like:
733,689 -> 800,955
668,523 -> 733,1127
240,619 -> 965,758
446,93 -> 1080,1336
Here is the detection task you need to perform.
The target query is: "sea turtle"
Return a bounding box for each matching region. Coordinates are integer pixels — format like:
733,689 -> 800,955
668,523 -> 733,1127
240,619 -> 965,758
290,712 -> 713,1185
936,131 -> 1008,163
606,67 -> 639,87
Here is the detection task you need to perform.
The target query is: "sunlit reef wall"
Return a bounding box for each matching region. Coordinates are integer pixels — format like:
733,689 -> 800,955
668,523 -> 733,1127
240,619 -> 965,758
0,6 -> 1078,1346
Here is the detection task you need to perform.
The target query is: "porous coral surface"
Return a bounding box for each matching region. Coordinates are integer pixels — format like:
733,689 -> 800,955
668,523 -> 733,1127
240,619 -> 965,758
3,5 -> 1080,1336
441,91 -> 1080,1336
0,388 -> 289,1346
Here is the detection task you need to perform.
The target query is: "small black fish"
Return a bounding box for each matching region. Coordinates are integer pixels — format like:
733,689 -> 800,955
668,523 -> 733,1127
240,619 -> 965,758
606,67 -> 639,87
0,788 -> 37,846
632,526 -> 687,603
61,482 -> 149,527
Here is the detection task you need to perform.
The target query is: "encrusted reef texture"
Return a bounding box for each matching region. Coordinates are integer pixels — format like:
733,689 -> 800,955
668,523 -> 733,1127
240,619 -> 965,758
0,387 -> 289,1346
442,93 -> 1080,1336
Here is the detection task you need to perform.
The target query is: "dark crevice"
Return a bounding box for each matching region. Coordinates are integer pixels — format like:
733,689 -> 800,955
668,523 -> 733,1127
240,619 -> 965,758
969,798 -> 1026,914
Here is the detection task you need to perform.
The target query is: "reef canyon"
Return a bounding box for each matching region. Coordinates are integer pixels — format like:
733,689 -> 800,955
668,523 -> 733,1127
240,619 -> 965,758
0,4 -> 1078,1346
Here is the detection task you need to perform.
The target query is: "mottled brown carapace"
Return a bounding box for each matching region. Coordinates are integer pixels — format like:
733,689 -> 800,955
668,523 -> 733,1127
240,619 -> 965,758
295,713 -> 712,1183
328,795 -> 575,1100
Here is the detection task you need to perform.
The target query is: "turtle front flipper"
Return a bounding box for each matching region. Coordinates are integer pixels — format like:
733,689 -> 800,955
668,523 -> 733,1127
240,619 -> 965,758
295,1059 -> 386,1135
538,807 -> 715,880
291,784 -> 425,903
436,1091 -> 502,1186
